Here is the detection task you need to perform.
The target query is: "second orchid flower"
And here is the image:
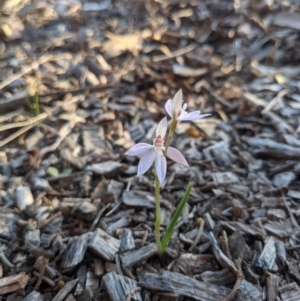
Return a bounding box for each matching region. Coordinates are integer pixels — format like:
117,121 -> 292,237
125,117 -> 188,184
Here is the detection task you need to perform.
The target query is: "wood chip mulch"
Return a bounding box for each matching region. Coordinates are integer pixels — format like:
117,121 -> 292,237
1,0 -> 300,300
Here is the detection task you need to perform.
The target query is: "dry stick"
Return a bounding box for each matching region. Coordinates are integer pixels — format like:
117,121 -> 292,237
38,212 -> 62,230
89,203 -> 111,232
125,287 -> 141,301
141,230 -> 148,248
189,218 -> 205,251
222,230 -> 232,259
222,259 -> 243,301
282,190 -> 300,229
34,257 -> 49,291
153,43 -> 196,62
0,54 -> 52,90
0,123 -> 40,148
0,112 -> 48,132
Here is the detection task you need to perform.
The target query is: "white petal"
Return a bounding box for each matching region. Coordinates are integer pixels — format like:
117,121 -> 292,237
167,147 -> 189,166
156,117 -> 168,139
155,154 -> 167,184
125,143 -> 153,156
138,150 -> 156,175
172,89 -> 182,119
165,99 -> 173,118
178,111 -> 211,121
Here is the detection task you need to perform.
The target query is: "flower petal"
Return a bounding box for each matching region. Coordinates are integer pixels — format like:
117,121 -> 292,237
172,89 -> 182,119
178,111 -> 211,121
156,117 -> 168,139
165,99 -> 173,118
137,149 -> 156,175
167,147 -> 189,166
155,154 -> 167,184
125,143 -> 153,156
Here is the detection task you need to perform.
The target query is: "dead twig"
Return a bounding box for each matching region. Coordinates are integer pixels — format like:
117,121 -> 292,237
0,112 -> 48,132
34,257 -> 49,291
189,218 -> 205,251
125,286 -> 141,301
222,259 -> 243,301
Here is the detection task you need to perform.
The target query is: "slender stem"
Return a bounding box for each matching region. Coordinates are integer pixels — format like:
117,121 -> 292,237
164,120 -> 177,156
154,174 -> 162,254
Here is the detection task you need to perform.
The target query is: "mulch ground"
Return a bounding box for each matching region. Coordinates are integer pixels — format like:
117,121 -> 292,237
1,0 -> 300,300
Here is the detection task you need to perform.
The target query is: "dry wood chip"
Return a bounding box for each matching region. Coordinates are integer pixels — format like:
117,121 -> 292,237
0,272 -> 29,295
203,141 -> 233,165
60,148 -> 86,169
199,269 -> 235,286
123,190 -> 171,209
88,228 -> 120,261
278,282 -> 300,301
273,12 -> 300,31
287,261 -> 300,285
272,172 -> 296,188
94,258 -> 105,277
236,279 -> 262,301
61,233 -> 90,269
121,243 -> 157,268
120,228 -> 136,254
266,208 -> 286,220
22,290 -> 44,301
85,271 -> 99,294
85,161 -> 123,175
243,265 -> 260,285
244,137 -> 300,159
172,64 -> 208,77
123,190 -> 155,209
106,216 -> 132,235
15,186 -> 34,211
221,221 -> 265,239
211,169 -> 239,188
287,190 -> 300,200
229,230 -> 247,261
138,270 -> 230,301
254,236 -> 276,271
260,197 -> 282,208
264,221 -> 294,238
52,279 -> 78,301
178,253 -> 220,274
64,295 -> 76,301
103,271 -> 142,301
275,240 -> 286,263
208,232 -> 239,277
0,209 -> 18,240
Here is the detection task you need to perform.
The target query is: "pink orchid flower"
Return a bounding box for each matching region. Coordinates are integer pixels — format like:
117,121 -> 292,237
125,117 -> 188,184
165,89 -> 211,121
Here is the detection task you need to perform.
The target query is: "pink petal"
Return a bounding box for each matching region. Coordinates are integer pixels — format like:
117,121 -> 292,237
156,117 -> 168,139
125,143 -> 153,156
138,150 -> 156,175
167,147 -> 189,166
172,89 -> 182,119
155,154 -> 167,184
178,111 -> 211,121
165,99 -> 173,118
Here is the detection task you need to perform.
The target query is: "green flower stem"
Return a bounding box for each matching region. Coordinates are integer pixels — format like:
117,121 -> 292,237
161,183 -> 192,252
154,174 -> 162,254
164,120 -> 177,157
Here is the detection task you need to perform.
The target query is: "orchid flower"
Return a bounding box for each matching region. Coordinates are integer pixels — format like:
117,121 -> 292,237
125,117 -> 188,184
165,89 -> 211,121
